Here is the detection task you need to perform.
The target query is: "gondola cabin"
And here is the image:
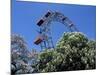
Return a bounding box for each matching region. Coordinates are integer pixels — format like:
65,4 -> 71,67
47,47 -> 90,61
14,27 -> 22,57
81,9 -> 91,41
37,19 -> 44,26
44,11 -> 51,18
34,37 -> 43,45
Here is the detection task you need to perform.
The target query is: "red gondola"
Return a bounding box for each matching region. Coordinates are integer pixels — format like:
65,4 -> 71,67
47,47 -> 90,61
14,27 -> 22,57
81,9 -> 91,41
34,37 -> 43,45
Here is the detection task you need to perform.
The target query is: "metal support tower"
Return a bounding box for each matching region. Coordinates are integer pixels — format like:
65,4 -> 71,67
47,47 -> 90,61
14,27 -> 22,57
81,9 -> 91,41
34,10 -> 79,51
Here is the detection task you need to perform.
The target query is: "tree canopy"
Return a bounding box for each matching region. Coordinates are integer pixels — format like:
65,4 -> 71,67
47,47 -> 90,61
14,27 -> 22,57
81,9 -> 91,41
11,32 -> 96,74
37,32 -> 96,72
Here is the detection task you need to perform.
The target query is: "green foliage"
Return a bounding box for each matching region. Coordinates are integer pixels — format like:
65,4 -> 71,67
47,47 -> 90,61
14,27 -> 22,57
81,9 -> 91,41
37,32 -> 96,72
11,32 -> 96,74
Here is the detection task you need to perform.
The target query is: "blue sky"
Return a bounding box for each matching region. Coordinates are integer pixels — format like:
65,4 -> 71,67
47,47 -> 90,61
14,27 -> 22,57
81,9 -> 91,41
12,0 -> 96,51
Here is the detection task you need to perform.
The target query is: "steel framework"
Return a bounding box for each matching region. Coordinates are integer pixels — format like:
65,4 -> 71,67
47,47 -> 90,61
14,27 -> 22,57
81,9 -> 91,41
34,10 -> 79,51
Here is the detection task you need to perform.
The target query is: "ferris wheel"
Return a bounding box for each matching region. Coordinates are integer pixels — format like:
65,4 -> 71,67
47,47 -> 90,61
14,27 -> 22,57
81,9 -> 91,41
34,10 -> 79,51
